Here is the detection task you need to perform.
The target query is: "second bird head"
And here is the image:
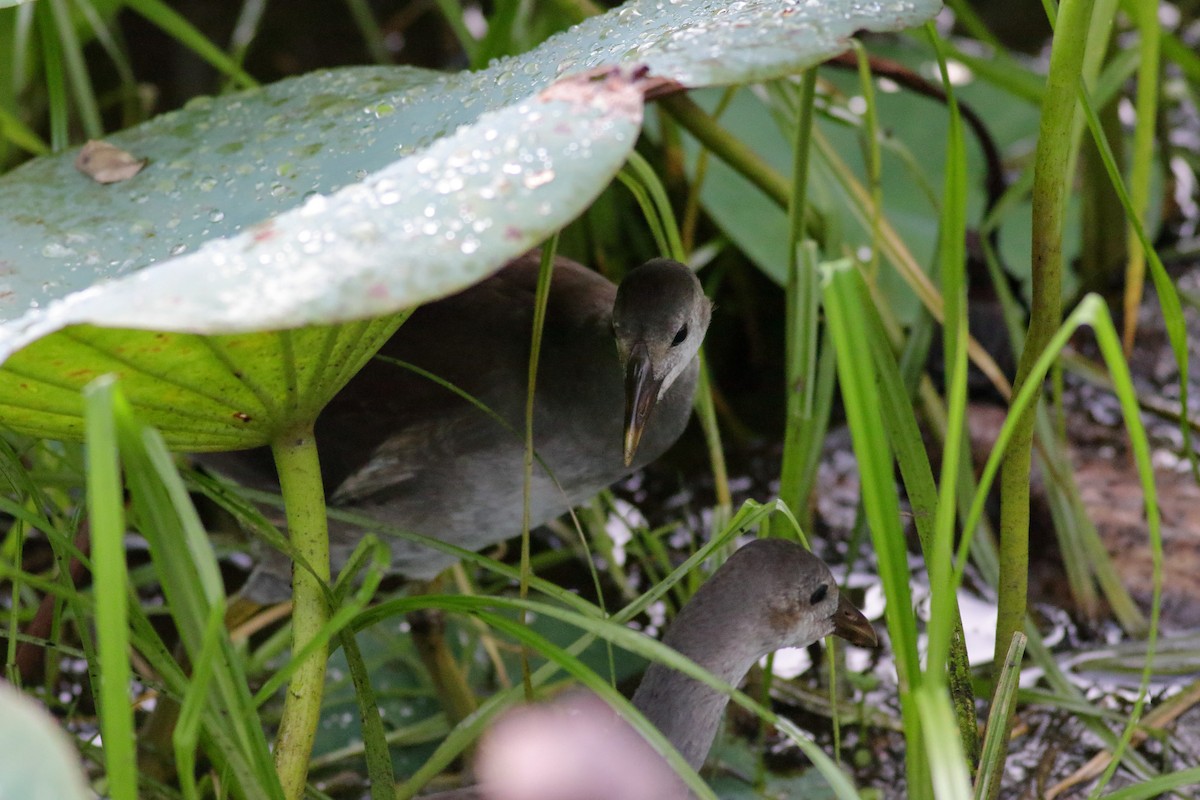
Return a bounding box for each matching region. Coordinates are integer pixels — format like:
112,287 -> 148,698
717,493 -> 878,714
612,258 -> 712,466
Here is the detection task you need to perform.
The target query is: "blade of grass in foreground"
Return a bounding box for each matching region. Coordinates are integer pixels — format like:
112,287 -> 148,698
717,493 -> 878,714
1074,82 -> 1197,481
916,686 -> 972,799
337,627 -> 396,800
84,376 -> 138,800
1096,767 -> 1200,800
821,259 -> 928,797
857,269 -> 977,760
925,24 -> 981,765
96,377 -> 284,799
174,605 -> 226,800
975,633 -> 1027,800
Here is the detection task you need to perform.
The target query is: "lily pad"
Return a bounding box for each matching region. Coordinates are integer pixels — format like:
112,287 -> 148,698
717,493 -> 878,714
0,683 -> 91,800
0,70 -> 648,447
0,0 -> 941,448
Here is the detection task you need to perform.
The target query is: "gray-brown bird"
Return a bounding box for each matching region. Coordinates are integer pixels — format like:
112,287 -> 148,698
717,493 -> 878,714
429,538 -> 878,799
200,251 -> 712,599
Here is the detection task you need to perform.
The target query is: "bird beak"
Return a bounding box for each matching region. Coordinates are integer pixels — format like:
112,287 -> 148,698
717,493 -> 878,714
623,342 -> 663,467
831,594 -> 878,648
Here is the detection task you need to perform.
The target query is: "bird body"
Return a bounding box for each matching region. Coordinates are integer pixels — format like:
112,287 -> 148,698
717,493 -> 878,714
202,252 -> 711,600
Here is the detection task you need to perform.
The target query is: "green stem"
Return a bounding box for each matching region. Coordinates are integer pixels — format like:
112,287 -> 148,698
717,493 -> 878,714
694,354 -> 730,519
518,242 -> 558,698
341,0 -> 391,65
994,0 -> 1096,670
270,424 -> 330,800
545,0 -> 599,24
1120,0 -> 1160,352
658,93 -> 791,208
774,71 -> 818,535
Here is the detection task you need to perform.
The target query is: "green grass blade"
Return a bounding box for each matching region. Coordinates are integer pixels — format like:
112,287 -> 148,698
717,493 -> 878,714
775,67 -> 825,537
1083,309 -> 1163,797
83,376 -> 138,800
775,241 -> 827,535
925,20 -> 970,677
47,0 -> 101,138
474,0 -> 520,67
849,44 -> 882,280
430,0 -> 479,67
1117,0 -> 1160,352
1074,85 -> 1197,480
939,43 -> 1044,104
341,0 -> 390,65
114,401 -> 284,798
35,1 -> 70,151
72,0 -> 142,128
974,633 -> 1027,800
0,103 -> 48,154
174,604 -> 227,800
617,149 -> 685,261
337,628 -> 396,800
1162,31 -> 1200,81
253,537 -> 386,707
123,0 -> 257,88
916,686 -> 972,799
821,259 -> 928,796
858,271 -> 979,760
1096,768 -> 1200,800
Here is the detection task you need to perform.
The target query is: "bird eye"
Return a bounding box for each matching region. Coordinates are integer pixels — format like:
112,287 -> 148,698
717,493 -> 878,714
809,584 -> 828,605
671,325 -> 688,347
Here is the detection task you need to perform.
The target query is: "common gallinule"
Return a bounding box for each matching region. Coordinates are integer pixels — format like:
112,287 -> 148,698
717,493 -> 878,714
427,538 -> 878,799
200,251 -> 712,601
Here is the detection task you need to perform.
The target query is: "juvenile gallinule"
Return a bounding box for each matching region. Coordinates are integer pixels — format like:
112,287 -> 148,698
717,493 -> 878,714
427,538 -> 878,799
629,538 -> 877,770
200,251 -> 712,601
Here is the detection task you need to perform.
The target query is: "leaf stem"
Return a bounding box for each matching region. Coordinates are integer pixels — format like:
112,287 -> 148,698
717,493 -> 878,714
995,0 -> 1095,674
658,93 -> 791,209
270,424 -> 330,800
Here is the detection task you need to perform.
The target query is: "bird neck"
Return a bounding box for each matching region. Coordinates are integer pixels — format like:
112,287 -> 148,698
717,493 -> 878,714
630,609 -> 761,772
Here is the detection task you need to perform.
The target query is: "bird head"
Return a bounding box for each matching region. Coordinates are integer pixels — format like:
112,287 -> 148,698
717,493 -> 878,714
742,539 -> 879,653
612,259 -> 712,466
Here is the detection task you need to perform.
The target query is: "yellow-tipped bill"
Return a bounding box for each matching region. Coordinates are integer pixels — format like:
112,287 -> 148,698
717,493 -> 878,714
623,342 -> 663,466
